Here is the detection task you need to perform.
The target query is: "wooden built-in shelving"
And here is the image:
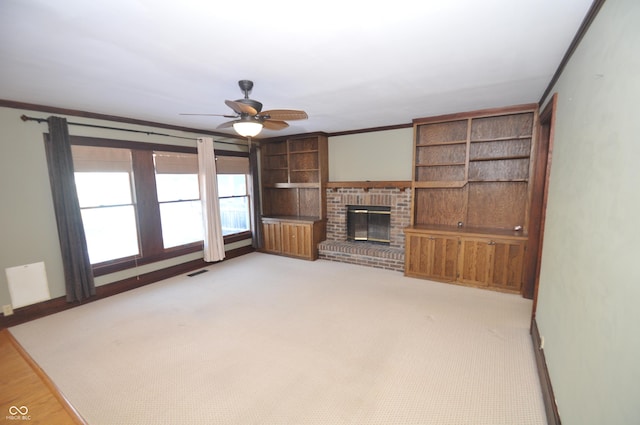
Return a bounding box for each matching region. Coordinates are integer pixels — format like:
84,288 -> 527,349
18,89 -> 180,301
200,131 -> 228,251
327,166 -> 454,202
260,133 -> 329,260
406,104 -> 538,293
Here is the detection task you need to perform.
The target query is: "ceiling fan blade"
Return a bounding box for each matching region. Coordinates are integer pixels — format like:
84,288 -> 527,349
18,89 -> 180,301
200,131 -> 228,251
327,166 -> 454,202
259,109 -> 308,121
180,113 -> 237,118
262,120 -> 289,130
216,120 -> 237,129
225,100 -> 257,116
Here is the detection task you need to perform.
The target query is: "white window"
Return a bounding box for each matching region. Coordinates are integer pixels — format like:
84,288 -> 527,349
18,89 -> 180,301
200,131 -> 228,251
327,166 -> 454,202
216,155 -> 251,236
154,152 -> 204,248
72,145 -> 139,264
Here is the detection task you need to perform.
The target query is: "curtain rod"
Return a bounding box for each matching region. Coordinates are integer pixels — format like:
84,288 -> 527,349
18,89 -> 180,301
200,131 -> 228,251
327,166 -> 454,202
20,114 -> 248,147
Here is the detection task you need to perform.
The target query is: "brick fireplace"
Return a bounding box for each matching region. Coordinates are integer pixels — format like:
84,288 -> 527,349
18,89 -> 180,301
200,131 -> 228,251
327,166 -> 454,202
318,182 -> 411,272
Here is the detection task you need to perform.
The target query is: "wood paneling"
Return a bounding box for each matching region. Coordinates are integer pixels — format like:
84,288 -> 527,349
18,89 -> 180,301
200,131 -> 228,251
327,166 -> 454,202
468,158 -> 530,181
469,139 -> 531,160
298,188 -> 321,217
470,113 -> 533,140
414,187 -> 467,226
417,120 -> 468,144
466,182 -> 528,229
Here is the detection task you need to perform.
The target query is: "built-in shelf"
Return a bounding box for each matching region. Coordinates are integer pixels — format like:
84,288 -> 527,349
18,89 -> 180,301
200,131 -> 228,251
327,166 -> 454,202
416,162 -> 467,167
468,179 -> 529,183
289,149 -> 318,155
416,140 -> 467,147
264,182 -> 321,189
470,135 -> 532,143
412,180 -> 468,188
469,155 -> 530,162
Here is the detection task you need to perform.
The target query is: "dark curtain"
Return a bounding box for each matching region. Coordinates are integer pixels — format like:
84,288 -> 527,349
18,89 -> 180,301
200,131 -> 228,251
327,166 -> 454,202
249,142 -> 263,249
45,116 -> 95,302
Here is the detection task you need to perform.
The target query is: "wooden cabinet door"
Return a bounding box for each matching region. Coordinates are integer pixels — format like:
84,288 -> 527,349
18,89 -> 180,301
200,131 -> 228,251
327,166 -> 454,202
458,237 -> 526,291
262,221 -> 282,253
281,222 -> 312,259
458,238 -> 493,286
489,240 -> 526,292
406,232 -> 458,281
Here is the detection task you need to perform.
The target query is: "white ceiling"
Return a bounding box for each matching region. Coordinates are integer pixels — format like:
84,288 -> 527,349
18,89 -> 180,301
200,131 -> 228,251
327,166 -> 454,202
0,0 -> 593,138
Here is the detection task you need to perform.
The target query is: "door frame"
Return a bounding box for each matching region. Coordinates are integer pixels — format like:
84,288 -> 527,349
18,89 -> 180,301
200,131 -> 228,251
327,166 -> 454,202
525,93 -> 557,318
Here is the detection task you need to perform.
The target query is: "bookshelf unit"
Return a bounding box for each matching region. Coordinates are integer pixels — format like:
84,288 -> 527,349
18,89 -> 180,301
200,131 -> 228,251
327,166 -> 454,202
260,133 -> 328,260
406,105 -> 537,293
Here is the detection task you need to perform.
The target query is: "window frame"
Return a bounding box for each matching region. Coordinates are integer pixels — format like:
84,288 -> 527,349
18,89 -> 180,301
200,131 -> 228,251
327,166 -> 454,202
69,136 -> 252,277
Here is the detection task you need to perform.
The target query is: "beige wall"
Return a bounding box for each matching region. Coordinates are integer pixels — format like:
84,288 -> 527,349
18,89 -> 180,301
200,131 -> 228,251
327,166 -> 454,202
537,1 -> 640,423
0,106 -> 249,308
328,128 -> 413,181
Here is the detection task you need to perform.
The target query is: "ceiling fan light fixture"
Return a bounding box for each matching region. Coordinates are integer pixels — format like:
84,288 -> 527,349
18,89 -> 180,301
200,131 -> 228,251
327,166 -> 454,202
233,120 -> 263,137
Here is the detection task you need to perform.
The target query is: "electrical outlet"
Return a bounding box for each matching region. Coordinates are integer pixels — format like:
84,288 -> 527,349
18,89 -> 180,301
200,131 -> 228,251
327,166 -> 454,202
2,304 -> 13,316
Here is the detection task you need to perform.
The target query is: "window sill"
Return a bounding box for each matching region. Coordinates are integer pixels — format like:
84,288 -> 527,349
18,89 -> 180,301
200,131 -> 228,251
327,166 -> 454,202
92,231 -> 253,277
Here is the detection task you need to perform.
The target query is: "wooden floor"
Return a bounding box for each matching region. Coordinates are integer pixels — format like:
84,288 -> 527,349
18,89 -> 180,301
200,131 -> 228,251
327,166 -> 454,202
0,329 -> 86,424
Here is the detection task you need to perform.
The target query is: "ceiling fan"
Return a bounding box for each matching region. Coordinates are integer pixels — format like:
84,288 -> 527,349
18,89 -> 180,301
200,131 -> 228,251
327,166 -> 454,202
181,80 -> 308,138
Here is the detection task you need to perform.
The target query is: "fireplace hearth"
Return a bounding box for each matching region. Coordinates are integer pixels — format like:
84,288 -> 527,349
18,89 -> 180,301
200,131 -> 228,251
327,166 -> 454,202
347,205 -> 391,244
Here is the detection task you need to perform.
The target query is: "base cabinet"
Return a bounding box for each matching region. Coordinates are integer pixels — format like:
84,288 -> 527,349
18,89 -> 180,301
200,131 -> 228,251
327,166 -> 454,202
458,238 -> 526,291
405,227 -> 526,293
405,233 -> 458,282
261,217 -> 325,260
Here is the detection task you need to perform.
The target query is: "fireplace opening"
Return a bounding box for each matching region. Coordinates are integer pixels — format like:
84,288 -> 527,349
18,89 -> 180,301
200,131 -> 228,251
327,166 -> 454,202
347,205 -> 391,244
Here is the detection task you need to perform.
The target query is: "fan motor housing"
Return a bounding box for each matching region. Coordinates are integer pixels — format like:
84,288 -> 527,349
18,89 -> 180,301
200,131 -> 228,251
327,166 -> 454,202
236,98 -> 263,113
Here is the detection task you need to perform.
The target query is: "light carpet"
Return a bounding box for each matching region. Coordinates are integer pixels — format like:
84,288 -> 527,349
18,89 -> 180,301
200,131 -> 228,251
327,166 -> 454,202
10,253 -> 546,425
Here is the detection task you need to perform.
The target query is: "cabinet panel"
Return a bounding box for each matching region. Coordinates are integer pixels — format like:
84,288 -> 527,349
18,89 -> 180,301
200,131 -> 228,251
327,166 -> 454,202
430,235 -> 459,281
405,232 -> 458,281
458,238 -> 493,286
490,240 -> 525,291
262,221 -> 282,253
282,222 -> 312,258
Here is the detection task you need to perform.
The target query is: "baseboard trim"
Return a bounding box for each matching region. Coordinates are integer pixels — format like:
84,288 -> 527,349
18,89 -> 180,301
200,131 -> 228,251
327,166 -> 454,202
531,317 -> 562,425
0,245 -> 254,329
